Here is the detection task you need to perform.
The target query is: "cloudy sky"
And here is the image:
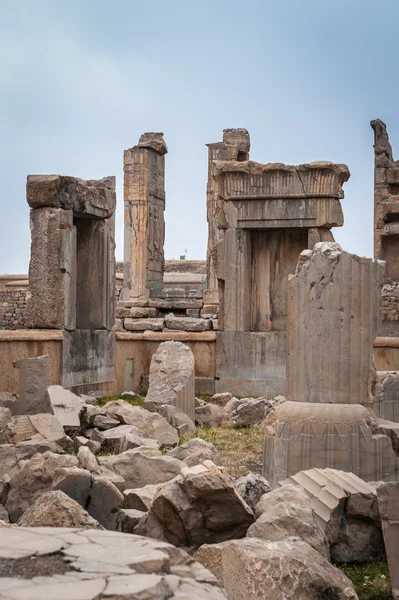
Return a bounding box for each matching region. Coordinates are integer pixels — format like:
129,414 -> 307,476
1,0 -> 399,273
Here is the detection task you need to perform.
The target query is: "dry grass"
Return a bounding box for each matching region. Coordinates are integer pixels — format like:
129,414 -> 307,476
182,424 -> 265,479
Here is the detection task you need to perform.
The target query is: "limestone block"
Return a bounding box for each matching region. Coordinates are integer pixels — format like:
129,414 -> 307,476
46,385 -> 84,428
168,438 -> 221,467
14,355 -> 52,415
145,462 -> 254,547
281,468 -> 383,563
17,490 -> 102,529
124,317 -> 164,331
26,207 -> 75,329
287,243 -> 384,405
164,313 -> 211,332
195,537 -> 358,600
263,401 -> 399,486
26,174 -> 116,218
2,413 -> 66,445
377,482 -> 399,599
247,484 -> 329,558
373,371 -> 399,422
145,341 -> 195,422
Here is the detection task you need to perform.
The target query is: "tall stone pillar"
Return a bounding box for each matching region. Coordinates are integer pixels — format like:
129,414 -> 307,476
204,128 -> 250,306
264,242 -> 399,485
287,242 -> 384,405
121,133 -> 167,305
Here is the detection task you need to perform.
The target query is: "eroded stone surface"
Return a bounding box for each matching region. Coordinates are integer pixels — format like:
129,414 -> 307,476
195,537 -> 357,600
145,341 -> 195,422
0,527 -> 226,599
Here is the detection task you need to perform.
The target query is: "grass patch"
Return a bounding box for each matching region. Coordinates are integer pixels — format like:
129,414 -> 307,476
339,562 -> 392,600
181,424 -> 265,479
196,393 -> 213,403
95,394 -> 146,408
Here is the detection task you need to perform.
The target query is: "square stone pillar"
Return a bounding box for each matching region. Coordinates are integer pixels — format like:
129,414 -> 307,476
121,133 -> 167,305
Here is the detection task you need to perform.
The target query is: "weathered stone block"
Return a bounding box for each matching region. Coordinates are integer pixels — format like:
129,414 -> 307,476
26,175 -> 116,218
145,341 -> 195,422
377,482 -> 399,599
165,314 -> 211,332
287,243 -> 384,405
263,401 -> 399,486
14,355 -> 52,415
124,317 -> 164,331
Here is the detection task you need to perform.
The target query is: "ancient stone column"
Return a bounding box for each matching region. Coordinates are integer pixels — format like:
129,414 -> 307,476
263,242 -> 399,485
287,242 -> 384,405
204,128 -> 250,307
121,133 -> 167,305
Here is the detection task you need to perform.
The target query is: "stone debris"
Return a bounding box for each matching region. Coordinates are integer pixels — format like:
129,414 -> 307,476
281,468 -> 383,563
248,484 -> 329,558
123,484 -> 161,511
195,403 -> 225,427
2,413 -> 66,445
195,537 -> 358,600
46,385 -> 84,429
102,400 -> 179,446
0,393 -> 17,415
13,355 -> 52,415
230,397 -> 272,427
117,508 -> 146,533
0,527 -> 226,599
142,461 -> 254,547
17,490 -> 103,529
157,405 -> 196,437
145,341 -> 195,422
101,448 -> 184,489
168,437 -> 221,467
211,392 -> 232,407
235,473 -> 271,511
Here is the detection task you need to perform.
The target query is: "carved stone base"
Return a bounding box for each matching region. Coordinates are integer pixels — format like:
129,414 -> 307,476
263,401 -> 399,487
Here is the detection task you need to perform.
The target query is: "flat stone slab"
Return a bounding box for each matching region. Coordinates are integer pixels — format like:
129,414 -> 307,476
0,528 -> 226,599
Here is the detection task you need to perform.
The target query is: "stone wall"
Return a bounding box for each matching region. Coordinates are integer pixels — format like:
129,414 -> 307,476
0,289 -> 28,329
380,282 -> 399,335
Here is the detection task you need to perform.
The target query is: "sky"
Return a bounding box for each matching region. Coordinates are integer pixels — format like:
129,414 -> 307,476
1,0 -> 399,273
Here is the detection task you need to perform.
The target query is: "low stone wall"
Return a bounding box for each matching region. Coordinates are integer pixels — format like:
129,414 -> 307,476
0,289 -> 28,329
380,282 -> 399,336
115,331 -> 216,394
0,330 -> 63,394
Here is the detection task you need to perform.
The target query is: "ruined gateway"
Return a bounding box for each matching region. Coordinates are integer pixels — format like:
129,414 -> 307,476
1,122 -> 399,486
2,122 -> 399,599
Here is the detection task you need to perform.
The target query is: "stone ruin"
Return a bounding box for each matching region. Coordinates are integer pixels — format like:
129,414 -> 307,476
2,121 -> 399,599
25,174 -> 116,392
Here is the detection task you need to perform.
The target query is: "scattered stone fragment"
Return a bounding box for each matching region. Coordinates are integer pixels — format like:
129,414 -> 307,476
0,439 -> 65,478
231,398 -> 271,427
248,484 -> 329,558
211,392 -> 232,407
102,401 -> 179,446
73,435 -> 101,455
195,537 -> 358,600
0,407 -> 12,440
14,355 -> 52,415
92,414 -> 121,430
157,405 -> 196,437
17,490 -> 103,529
235,473 -> 271,511
5,451 -> 79,522
168,438 -> 221,467
86,476 -> 124,530
88,424 -> 142,452
104,449 -> 184,489
0,392 -> 18,415
123,484 -> 161,511
46,385 -> 84,429
195,403 -> 225,427
51,466 -> 92,508
145,341 -> 195,422
77,447 -> 98,472
144,462 -> 254,547
281,468 -> 383,563
2,413 -> 66,445
121,391 -> 139,400
117,508 -> 146,533
119,432 -> 159,453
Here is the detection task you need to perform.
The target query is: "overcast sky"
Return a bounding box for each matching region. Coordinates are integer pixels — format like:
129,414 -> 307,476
1,0 -> 399,273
